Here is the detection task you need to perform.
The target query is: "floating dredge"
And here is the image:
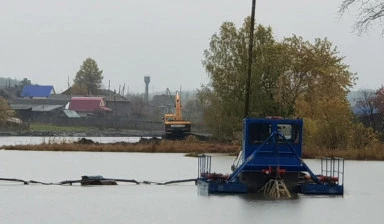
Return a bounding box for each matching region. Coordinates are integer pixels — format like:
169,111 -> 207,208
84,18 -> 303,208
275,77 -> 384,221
196,117 -> 344,198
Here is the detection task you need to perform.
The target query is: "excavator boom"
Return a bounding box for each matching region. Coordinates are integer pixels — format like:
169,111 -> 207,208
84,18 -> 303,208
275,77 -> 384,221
175,91 -> 182,121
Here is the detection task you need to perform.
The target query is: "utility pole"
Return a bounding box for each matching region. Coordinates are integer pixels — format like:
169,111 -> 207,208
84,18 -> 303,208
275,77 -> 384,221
114,95 -> 117,130
244,0 -> 256,118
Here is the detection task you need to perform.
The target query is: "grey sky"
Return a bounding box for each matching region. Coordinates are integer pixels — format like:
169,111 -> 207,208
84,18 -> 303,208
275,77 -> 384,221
1,0 -> 383,94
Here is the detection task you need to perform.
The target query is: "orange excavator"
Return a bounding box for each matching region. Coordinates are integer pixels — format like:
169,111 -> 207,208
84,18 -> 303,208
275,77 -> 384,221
163,89 -> 191,139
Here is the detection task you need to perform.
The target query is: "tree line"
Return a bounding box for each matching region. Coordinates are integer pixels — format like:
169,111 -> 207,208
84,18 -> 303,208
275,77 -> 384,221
197,17 -> 378,150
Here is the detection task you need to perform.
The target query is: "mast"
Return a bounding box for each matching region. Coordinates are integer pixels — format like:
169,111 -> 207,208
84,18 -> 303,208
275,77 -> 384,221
244,0 -> 256,118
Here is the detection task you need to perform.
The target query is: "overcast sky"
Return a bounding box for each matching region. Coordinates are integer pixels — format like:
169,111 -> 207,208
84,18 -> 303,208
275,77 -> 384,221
1,0 -> 383,94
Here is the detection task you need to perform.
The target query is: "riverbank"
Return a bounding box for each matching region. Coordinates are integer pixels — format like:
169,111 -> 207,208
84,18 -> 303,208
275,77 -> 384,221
1,137 -> 240,154
0,130 -> 164,137
303,147 -> 384,160
2,137 -> 384,160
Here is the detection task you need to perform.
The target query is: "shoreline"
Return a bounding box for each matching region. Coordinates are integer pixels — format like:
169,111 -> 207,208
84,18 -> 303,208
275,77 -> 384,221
2,137 -> 239,155
0,130 -> 165,137
2,137 -> 384,161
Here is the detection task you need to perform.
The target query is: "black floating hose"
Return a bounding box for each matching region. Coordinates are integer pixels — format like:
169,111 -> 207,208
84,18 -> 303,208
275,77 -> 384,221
29,180 -> 53,185
0,178 -> 29,185
108,178 -> 140,185
0,176 -> 197,186
162,178 -> 197,185
142,178 -> 197,185
58,180 -> 83,185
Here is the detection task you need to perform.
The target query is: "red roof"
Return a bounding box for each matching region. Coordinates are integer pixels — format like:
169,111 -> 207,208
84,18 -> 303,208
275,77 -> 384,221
69,97 -> 112,112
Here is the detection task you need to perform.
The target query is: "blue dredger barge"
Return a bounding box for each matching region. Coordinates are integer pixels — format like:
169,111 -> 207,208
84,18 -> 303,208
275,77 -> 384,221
197,117 -> 344,197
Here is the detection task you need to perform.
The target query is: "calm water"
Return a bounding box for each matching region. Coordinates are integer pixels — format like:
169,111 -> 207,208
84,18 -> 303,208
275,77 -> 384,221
0,140 -> 382,223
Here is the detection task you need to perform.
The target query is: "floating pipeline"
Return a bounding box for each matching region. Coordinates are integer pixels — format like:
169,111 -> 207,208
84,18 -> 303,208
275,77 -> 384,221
0,175 -> 197,186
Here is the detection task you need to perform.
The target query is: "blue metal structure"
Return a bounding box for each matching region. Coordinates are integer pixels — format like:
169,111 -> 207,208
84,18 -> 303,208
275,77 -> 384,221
197,117 -> 344,196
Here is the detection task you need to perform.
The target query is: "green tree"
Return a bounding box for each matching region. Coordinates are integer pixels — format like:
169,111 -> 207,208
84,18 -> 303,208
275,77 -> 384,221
200,19 -> 286,139
20,78 -> 32,87
73,58 -> 103,95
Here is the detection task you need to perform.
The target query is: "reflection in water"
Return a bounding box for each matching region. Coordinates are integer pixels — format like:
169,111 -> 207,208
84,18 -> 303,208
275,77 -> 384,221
239,192 -> 300,201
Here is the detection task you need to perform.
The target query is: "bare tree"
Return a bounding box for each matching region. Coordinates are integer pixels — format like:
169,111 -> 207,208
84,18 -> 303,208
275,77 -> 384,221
355,89 -> 377,115
374,85 -> 384,113
339,0 -> 384,35
354,89 -> 379,130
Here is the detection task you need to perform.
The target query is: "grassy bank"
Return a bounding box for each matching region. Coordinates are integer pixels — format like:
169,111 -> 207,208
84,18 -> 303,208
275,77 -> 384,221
3,138 -> 384,160
303,146 -> 384,160
2,139 -> 240,154
26,123 -> 161,137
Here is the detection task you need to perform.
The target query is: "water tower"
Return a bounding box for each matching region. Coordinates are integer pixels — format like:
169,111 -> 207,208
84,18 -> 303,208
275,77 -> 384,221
144,76 -> 150,104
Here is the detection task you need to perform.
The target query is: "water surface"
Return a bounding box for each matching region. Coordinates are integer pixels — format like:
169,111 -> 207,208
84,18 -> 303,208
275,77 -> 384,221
0,148 -> 381,223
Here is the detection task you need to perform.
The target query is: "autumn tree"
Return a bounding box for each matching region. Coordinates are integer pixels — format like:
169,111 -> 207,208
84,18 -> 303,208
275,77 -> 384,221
339,0 -> 384,34
73,58 -> 103,95
373,85 -> 384,113
284,36 -> 357,149
199,18 -> 377,149
275,37 -> 377,149
0,97 -> 14,125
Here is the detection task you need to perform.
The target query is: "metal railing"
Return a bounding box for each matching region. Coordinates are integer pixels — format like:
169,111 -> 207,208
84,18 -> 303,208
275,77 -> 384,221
198,155 -> 211,178
321,157 -> 344,185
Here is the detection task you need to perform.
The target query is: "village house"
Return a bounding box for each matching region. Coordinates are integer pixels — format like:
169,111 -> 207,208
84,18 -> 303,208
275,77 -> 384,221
67,97 -> 112,117
9,85 -> 67,122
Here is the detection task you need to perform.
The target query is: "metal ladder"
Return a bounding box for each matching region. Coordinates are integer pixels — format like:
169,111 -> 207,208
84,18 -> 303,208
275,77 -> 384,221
259,178 -> 291,199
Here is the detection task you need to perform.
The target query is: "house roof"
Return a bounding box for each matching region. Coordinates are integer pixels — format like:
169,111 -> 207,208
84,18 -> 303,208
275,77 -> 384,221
9,104 -> 63,112
9,104 -> 33,110
10,98 -> 68,105
62,109 -> 80,118
69,97 -> 112,112
21,85 -> 54,98
31,105 -> 63,112
61,87 -> 128,101
151,94 -> 174,107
